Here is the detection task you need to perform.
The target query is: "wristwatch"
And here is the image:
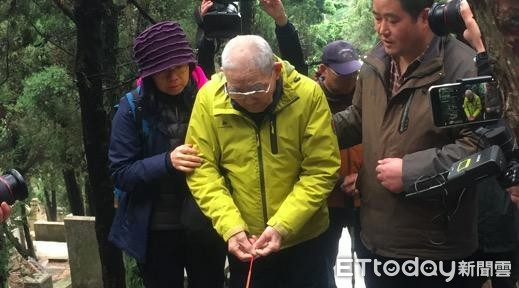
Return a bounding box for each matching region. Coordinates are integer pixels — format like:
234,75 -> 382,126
475,51 -> 489,63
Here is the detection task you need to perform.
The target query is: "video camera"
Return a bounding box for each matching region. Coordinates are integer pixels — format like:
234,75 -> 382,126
428,0 -> 466,36
202,0 -> 242,39
0,169 -> 28,205
405,76 -> 519,198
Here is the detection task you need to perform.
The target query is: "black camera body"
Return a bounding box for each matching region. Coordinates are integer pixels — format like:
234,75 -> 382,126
202,1 -> 242,39
0,169 -> 28,205
405,124 -> 518,199
405,76 -> 518,199
428,0 -> 466,36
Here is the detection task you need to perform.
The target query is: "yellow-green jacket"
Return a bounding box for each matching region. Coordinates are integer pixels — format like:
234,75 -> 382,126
186,60 -> 340,248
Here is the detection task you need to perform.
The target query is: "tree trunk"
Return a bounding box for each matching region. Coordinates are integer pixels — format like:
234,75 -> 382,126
84,177 -> 94,216
73,1 -> 125,287
471,0 -> 519,128
63,169 -> 85,216
21,205 -> 36,259
240,0 -> 255,34
43,188 -> 57,221
0,225 -> 8,287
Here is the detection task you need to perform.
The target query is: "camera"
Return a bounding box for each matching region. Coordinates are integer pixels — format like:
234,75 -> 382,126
0,169 -> 28,205
429,76 -> 502,128
428,0 -> 466,36
202,1 -> 242,39
405,77 -> 517,198
405,122 -> 518,198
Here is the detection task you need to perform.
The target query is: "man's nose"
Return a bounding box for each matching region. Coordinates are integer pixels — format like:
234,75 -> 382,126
378,20 -> 389,36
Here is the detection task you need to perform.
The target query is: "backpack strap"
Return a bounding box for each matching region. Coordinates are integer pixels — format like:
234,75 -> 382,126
125,86 -> 150,139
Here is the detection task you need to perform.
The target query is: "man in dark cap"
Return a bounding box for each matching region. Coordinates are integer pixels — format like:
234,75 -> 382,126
260,1 -> 365,287
318,40 -> 362,98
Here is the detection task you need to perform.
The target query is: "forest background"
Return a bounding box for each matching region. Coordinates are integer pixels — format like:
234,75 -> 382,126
0,0 -> 517,287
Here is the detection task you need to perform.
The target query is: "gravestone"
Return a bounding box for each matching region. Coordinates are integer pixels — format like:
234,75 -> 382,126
29,198 -> 42,231
23,273 -> 53,288
34,221 -> 66,242
63,214 -> 102,288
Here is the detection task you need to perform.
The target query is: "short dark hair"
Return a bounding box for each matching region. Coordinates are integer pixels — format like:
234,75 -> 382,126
399,0 -> 434,20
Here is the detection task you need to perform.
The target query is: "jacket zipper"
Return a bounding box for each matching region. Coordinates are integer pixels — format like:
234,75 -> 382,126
269,116 -> 278,154
255,128 -> 269,227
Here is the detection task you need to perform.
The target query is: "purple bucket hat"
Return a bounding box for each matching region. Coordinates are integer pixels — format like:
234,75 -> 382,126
133,21 -> 196,78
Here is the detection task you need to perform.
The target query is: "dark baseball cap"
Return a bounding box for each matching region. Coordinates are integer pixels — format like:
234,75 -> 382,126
321,40 -> 362,76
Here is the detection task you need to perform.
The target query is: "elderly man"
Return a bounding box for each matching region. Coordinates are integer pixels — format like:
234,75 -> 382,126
464,89 -> 482,121
184,35 -> 340,287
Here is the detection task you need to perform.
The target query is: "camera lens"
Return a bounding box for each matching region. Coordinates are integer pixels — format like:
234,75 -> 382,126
0,169 -> 28,205
428,0 -> 466,36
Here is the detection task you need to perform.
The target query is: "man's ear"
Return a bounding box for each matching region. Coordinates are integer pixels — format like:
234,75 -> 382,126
318,64 -> 327,77
420,8 -> 430,28
273,62 -> 283,79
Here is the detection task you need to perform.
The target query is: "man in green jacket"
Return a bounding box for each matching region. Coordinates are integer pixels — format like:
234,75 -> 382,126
185,35 -> 340,287
463,89 -> 482,121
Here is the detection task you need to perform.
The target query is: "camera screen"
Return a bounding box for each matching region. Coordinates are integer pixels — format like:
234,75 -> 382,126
429,77 -> 501,128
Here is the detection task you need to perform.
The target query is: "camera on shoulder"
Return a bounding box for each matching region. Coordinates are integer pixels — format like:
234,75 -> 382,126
202,0 -> 242,39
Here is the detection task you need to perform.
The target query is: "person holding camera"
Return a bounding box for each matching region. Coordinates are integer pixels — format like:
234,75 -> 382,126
333,0 -> 481,286
108,21 -> 226,288
458,2 -> 519,287
0,202 -> 10,223
185,34 -> 340,287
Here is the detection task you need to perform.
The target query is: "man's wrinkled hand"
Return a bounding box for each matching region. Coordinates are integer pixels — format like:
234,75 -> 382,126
507,186 -> 519,208
253,226 -> 282,257
376,158 -> 404,193
341,173 -> 359,196
228,231 -> 255,262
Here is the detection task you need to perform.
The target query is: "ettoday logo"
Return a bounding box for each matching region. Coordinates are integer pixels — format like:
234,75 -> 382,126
336,258 -> 511,282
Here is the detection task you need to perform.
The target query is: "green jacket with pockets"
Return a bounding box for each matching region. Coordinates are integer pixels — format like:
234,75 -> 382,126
186,59 -> 340,248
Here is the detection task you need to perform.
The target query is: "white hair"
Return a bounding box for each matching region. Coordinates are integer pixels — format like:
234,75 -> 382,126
221,35 -> 274,75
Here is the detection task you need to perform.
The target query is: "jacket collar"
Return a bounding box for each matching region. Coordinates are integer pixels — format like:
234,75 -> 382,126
364,36 -> 448,93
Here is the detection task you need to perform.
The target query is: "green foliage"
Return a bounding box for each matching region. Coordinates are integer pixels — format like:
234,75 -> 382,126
123,253 -> 144,288
0,226 -> 10,286
0,0 -> 381,280
250,0 -> 377,75
341,0 -> 378,53
19,66 -> 77,126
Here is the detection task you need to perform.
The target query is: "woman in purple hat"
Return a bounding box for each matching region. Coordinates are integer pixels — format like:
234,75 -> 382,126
108,20 -> 226,288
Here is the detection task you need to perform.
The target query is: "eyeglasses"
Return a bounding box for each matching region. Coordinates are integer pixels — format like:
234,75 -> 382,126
224,82 -> 272,100
327,66 -> 358,79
